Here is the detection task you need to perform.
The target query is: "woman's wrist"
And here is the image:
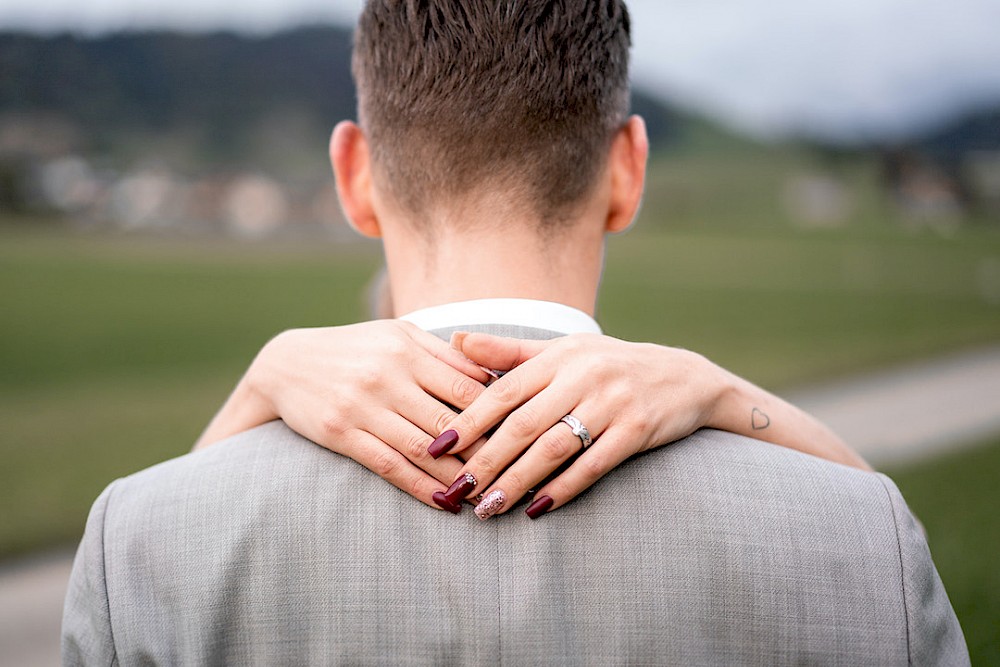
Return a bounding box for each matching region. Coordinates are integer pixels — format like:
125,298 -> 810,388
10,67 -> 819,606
684,350 -> 739,434
698,356 -> 872,471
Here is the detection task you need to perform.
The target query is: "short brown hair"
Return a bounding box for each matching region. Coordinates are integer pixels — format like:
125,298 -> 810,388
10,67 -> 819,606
353,0 -> 631,228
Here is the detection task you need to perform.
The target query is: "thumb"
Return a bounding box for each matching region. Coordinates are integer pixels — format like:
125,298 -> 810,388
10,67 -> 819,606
450,332 -> 552,371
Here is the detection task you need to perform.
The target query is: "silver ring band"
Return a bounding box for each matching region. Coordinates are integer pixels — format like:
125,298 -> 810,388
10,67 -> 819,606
559,414 -> 592,450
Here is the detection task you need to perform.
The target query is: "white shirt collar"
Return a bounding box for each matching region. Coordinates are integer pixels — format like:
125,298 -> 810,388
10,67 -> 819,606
398,298 -> 601,335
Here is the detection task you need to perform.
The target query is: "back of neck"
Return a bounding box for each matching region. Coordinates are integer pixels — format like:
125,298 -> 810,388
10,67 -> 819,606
383,220 -> 606,317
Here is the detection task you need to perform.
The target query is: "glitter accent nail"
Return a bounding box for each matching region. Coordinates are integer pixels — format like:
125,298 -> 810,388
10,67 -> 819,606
474,490 -> 506,520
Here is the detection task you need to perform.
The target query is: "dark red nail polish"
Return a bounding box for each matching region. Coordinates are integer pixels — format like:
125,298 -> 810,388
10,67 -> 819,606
428,430 -> 459,459
432,491 -> 461,514
525,495 -> 554,520
443,472 -> 477,505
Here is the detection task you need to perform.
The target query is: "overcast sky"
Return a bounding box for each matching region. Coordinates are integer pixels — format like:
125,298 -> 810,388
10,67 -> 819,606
4,0 -> 999,142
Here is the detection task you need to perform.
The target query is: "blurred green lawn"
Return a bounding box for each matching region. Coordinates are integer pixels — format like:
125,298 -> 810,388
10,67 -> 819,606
885,440 -> 1000,665
1,197 -> 999,660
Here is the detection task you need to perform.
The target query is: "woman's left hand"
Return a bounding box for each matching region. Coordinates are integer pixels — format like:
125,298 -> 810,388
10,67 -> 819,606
431,332 -> 728,519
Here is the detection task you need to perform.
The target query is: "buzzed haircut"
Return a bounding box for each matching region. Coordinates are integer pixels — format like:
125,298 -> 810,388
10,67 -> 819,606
353,0 -> 632,229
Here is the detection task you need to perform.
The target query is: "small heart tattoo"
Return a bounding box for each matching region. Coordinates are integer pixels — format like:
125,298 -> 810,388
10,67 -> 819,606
751,408 -> 771,430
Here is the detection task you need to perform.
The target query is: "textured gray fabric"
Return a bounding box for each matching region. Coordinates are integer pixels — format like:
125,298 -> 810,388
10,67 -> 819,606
63,324 -> 969,665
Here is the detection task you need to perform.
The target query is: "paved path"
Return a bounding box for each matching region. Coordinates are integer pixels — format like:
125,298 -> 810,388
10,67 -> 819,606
0,551 -> 73,667
3,343 -> 999,666
788,344 -> 1000,468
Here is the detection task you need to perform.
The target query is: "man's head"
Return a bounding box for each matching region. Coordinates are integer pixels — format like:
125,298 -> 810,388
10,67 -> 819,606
343,0 -> 634,233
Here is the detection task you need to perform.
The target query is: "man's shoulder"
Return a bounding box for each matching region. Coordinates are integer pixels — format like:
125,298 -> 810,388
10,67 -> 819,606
610,427 -> 889,501
111,421 -> 332,495
98,421 -> 381,547
591,428 -> 905,542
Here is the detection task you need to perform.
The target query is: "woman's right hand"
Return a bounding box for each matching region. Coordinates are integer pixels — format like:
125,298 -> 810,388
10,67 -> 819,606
193,320 -> 492,508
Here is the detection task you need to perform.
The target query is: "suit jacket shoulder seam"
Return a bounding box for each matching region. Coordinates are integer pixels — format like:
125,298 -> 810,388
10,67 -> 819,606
875,473 -> 912,665
100,479 -> 121,666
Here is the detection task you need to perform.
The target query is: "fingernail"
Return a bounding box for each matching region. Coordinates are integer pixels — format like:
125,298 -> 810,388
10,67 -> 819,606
428,429 -> 459,459
525,495 -> 554,520
474,489 -> 507,520
443,472 -> 477,505
432,491 -> 462,514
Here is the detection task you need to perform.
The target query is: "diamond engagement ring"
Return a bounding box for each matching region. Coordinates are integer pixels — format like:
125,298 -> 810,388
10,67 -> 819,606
559,414 -> 592,450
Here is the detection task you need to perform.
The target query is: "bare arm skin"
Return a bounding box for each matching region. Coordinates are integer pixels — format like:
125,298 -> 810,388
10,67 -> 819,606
709,366 -> 870,471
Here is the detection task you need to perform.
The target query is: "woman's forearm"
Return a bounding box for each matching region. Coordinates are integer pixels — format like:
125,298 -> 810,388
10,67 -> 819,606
706,363 -> 872,471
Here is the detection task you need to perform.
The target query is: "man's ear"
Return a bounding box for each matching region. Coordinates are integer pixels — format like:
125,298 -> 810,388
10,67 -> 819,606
330,120 -> 381,238
605,115 -> 649,234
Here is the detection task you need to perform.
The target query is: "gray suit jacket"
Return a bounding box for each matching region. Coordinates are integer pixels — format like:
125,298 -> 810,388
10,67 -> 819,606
63,324 -> 968,665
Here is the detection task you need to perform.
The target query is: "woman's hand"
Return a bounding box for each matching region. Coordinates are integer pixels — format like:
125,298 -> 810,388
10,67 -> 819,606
194,320 -> 492,508
430,332 -> 869,519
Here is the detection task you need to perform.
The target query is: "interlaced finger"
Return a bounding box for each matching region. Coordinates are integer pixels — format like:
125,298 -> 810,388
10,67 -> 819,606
411,352 -> 487,412
440,357 -> 556,455
470,403 -> 611,519
369,411 -> 465,484
453,381 -> 581,492
403,323 -> 491,384
525,425 -> 638,518
338,430 -> 451,509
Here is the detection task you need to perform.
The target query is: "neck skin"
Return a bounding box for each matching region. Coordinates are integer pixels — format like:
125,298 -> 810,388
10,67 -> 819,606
381,198 -> 608,317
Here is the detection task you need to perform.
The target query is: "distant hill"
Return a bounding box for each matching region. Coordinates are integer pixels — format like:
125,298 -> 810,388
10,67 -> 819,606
0,26 -> 729,176
916,107 -> 1000,160
0,27 -> 356,173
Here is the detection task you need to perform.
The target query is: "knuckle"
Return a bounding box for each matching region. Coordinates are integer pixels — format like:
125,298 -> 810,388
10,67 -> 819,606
370,450 -> 400,479
489,374 -> 520,404
404,433 -> 429,460
579,453 -> 607,482
539,434 -> 574,461
508,408 -> 540,439
356,368 -> 381,392
605,380 -> 631,404
501,470 -> 527,494
473,453 -> 499,479
433,408 -> 457,436
451,376 -> 481,406
629,413 -> 653,437
544,478 -> 570,501
381,334 -> 408,359
454,412 -> 479,439
407,475 -> 429,501
321,412 -> 347,439
563,336 -> 582,352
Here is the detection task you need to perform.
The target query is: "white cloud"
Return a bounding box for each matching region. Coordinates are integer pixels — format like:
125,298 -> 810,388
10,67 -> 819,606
629,0 -> 1000,139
